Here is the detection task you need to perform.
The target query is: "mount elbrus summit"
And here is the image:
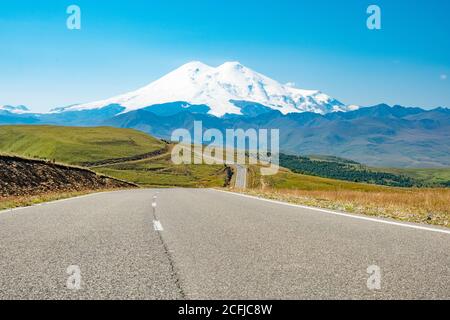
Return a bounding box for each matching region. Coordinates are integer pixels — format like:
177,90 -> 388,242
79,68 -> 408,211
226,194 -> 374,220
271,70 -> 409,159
1,61 -> 449,168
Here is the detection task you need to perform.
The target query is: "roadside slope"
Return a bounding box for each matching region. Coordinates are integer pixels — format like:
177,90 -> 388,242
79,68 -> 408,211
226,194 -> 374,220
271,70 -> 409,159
245,166 -> 450,228
0,155 -> 136,209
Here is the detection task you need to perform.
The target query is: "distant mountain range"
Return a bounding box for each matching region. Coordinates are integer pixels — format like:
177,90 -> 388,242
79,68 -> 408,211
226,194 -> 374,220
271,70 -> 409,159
1,62 -> 449,168
102,104 -> 450,168
0,105 -> 30,114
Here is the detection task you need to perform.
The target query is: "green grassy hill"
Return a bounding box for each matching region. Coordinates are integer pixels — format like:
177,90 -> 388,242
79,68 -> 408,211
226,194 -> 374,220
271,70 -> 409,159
249,165 -> 388,192
2,124 -> 449,190
0,125 -> 228,188
96,150 -> 229,188
0,125 -> 165,165
279,153 -> 421,187
279,153 -> 450,187
380,167 -> 450,187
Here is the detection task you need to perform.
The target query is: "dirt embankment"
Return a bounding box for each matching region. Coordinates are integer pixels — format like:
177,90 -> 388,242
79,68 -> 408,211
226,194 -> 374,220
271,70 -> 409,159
0,155 -> 136,198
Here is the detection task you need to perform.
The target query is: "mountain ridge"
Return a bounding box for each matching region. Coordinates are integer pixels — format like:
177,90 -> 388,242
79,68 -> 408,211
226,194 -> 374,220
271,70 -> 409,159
1,60 -> 449,168
48,61 -> 357,117
0,103 -> 449,168
102,104 -> 450,168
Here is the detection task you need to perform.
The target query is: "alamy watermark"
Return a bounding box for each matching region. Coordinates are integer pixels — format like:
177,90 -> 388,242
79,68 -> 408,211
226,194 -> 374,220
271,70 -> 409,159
367,265 -> 382,290
66,5 -> 81,30
367,5 -> 381,30
64,5 -> 380,31
66,265 -> 82,290
171,121 -> 280,176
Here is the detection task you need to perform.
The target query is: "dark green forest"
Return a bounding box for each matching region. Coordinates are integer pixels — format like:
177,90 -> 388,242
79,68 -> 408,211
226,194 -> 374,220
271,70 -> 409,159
279,154 -> 421,187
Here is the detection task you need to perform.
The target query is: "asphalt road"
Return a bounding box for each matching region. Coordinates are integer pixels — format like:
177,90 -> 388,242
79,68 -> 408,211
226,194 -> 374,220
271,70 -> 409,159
0,189 -> 449,300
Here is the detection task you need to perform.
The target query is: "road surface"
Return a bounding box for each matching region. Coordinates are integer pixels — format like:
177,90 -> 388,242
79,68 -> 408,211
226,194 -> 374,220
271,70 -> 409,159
0,189 -> 449,299
234,165 -> 247,189
190,145 -> 247,189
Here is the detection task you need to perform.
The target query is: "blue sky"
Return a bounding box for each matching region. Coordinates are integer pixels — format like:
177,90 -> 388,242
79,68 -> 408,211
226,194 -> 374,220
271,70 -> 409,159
1,0 -> 449,112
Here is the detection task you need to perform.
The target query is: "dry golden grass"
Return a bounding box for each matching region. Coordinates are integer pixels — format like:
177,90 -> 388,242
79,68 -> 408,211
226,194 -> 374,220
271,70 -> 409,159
242,187 -> 450,228
0,188 -> 127,211
240,165 -> 450,227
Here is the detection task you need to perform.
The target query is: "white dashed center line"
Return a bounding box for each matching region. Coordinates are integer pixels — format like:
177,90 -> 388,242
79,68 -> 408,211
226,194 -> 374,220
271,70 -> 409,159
153,220 -> 164,231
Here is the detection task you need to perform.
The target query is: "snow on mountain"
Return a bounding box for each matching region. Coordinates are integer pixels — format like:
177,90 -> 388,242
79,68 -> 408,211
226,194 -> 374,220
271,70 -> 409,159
56,61 -> 357,117
0,105 -> 30,114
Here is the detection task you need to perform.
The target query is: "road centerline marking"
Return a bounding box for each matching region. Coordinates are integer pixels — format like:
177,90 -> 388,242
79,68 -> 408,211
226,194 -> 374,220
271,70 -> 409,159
153,220 -> 164,231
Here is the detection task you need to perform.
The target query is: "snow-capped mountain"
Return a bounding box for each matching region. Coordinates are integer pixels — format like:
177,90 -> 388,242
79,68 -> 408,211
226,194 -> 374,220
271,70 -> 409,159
0,105 -> 30,114
55,61 -> 357,117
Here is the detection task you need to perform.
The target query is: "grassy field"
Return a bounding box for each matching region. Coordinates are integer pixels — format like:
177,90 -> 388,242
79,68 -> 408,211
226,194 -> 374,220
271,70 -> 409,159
95,148 -> 229,188
254,167 -> 388,191
0,125 -> 230,188
0,125 -> 165,165
243,166 -> 450,228
381,167 -> 450,186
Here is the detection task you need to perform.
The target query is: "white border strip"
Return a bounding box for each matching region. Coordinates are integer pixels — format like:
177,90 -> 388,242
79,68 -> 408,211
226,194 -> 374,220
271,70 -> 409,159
212,189 -> 450,235
153,220 -> 164,231
0,190 -> 123,214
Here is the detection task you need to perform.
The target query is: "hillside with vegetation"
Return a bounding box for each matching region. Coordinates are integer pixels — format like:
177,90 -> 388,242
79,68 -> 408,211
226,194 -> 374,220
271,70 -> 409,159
246,165 -> 450,228
381,167 -> 450,187
280,153 -> 431,187
0,125 -> 165,165
94,145 -> 231,188
0,125 -> 229,189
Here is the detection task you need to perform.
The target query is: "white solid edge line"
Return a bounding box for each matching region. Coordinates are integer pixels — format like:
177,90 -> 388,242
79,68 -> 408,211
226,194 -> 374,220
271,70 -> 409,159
0,190 -> 126,214
153,220 -> 164,231
211,189 -> 450,235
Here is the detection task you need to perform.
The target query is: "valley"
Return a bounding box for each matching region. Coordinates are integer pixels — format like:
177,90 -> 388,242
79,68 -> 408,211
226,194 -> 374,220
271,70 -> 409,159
1,125 -> 449,228
94,147 -> 230,188
0,126 -> 229,189
278,153 -> 450,187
